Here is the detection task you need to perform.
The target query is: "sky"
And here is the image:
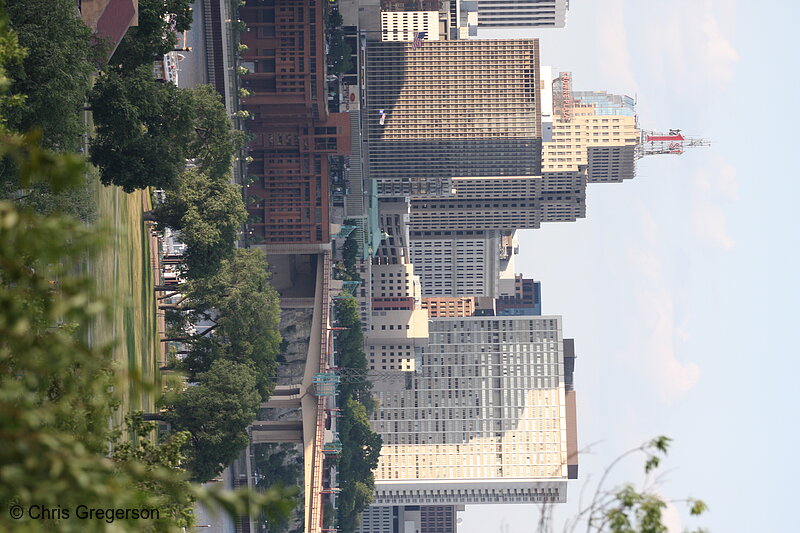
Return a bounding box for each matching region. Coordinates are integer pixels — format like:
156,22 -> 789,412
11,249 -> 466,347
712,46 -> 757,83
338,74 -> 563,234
462,1 -> 800,532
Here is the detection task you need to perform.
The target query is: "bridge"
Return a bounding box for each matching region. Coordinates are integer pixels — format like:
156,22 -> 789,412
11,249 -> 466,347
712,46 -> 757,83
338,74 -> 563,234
248,251 -> 334,533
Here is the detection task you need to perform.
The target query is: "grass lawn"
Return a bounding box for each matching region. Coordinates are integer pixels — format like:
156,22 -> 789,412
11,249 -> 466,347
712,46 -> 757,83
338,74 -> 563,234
88,174 -> 161,428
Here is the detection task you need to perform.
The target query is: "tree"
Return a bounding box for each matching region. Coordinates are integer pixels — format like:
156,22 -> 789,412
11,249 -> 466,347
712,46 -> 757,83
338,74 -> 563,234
0,53 -> 295,533
152,168 -> 246,279
164,359 -> 262,482
332,296 -> 381,533
112,414 -> 196,529
536,437 -> 708,533
328,29 -> 353,75
4,0 -> 96,151
186,85 -> 246,180
89,66 -> 194,192
178,248 -> 283,399
334,296 -> 372,404
341,233 -> 359,276
0,7 -> 25,133
0,13 -> 96,221
0,172 -> 97,222
111,0 -> 194,72
0,133 -> 224,533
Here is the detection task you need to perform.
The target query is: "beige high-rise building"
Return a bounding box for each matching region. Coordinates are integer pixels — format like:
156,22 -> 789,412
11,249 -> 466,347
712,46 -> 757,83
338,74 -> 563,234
372,316 -> 578,506
381,11 -> 441,42
545,73 -> 640,183
366,263 -> 429,372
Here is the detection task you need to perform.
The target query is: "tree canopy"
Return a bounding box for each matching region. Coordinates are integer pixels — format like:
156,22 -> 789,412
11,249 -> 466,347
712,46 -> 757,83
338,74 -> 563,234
172,248 -> 282,399
187,85 -> 246,180
165,359 -> 262,482
328,29 -> 353,75
89,66 -> 194,192
150,167 -> 246,278
0,132 -> 294,532
4,0 -> 96,151
333,296 -> 382,532
111,0 -> 194,72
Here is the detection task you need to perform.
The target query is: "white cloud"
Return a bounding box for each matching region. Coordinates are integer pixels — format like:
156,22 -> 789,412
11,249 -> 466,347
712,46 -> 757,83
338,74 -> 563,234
638,287 -> 701,402
692,203 -> 736,251
622,207 -> 702,402
703,14 -> 740,84
635,0 -> 738,92
628,249 -> 662,281
594,0 -> 638,91
712,157 -> 739,200
692,157 -> 738,250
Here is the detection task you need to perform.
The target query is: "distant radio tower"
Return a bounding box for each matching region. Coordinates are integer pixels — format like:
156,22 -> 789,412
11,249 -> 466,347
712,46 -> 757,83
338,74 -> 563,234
636,128 -> 711,158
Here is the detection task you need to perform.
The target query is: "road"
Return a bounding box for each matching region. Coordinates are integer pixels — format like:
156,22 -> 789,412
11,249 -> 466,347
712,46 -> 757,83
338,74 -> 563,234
177,0 -> 208,89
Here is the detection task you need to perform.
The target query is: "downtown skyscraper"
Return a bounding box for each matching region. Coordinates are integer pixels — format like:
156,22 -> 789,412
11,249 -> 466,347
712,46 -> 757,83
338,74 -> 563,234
370,316 -> 578,506
472,0 -> 569,29
365,39 -> 542,198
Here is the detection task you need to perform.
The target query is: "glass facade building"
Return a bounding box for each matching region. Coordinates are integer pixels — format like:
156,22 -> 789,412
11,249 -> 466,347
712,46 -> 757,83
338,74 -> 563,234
572,91 -> 636,116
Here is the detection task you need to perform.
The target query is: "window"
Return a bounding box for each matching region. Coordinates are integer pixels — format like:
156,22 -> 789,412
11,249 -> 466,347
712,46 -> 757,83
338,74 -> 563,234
257,26 -> 275,38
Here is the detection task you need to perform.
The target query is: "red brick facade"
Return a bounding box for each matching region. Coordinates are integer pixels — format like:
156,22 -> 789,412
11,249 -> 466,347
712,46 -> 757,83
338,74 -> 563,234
240,0 -> 351,246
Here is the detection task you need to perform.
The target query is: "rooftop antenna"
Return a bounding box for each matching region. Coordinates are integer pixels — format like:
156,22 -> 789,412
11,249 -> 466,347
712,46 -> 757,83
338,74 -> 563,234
636,129 -> 711,159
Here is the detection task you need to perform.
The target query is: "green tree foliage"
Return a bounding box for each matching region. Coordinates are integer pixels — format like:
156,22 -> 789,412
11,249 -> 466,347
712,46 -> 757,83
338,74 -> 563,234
112,414 -> 196,529
333,296 -> 382,532
89,66 -> 194,192
164,359 -> 261,482
0,170 -> 97,222
544,437 -> 708,533
0,7 -> 25,133
0,11 -> 95,221
0,58 -> 294,533
341,233 -> 360,278
251,443 -> 304,533
333,296 -> 371,403
336,397 -> 381,532
253,444 -> 303,490
111,0 -> 194,72
328,9 -> 344,29
328,29 -> 353,75
178,248 -> 282,399
149,168 -> 246,278
187,85 -> 246,179
0,133 -> 296,532
4,0 -> 95,151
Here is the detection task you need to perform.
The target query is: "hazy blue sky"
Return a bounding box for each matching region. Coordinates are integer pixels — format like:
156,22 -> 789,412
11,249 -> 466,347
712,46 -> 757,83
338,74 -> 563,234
462,1 -> 799,532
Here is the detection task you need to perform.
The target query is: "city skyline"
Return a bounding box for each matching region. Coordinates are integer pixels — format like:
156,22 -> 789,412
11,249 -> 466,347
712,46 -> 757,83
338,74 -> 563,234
469,2 -> 795,533
1,1 -> 787,533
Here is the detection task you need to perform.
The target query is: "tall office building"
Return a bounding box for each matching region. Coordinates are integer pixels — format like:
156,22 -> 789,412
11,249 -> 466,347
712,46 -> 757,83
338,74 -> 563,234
238,0 -> 351,250
407,172 -> 587,232
409,230 -> 504,297
381,11 -> 441,41
366,262 -> 429,372
372,316 -> 578,505
357,505 -> 463,533
547,72 -> 640,183
365,39 -> 542,197
474,0 -> 569,29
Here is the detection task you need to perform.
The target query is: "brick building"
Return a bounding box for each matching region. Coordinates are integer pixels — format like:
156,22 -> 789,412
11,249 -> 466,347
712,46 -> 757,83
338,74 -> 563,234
239,0 -> 351,249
